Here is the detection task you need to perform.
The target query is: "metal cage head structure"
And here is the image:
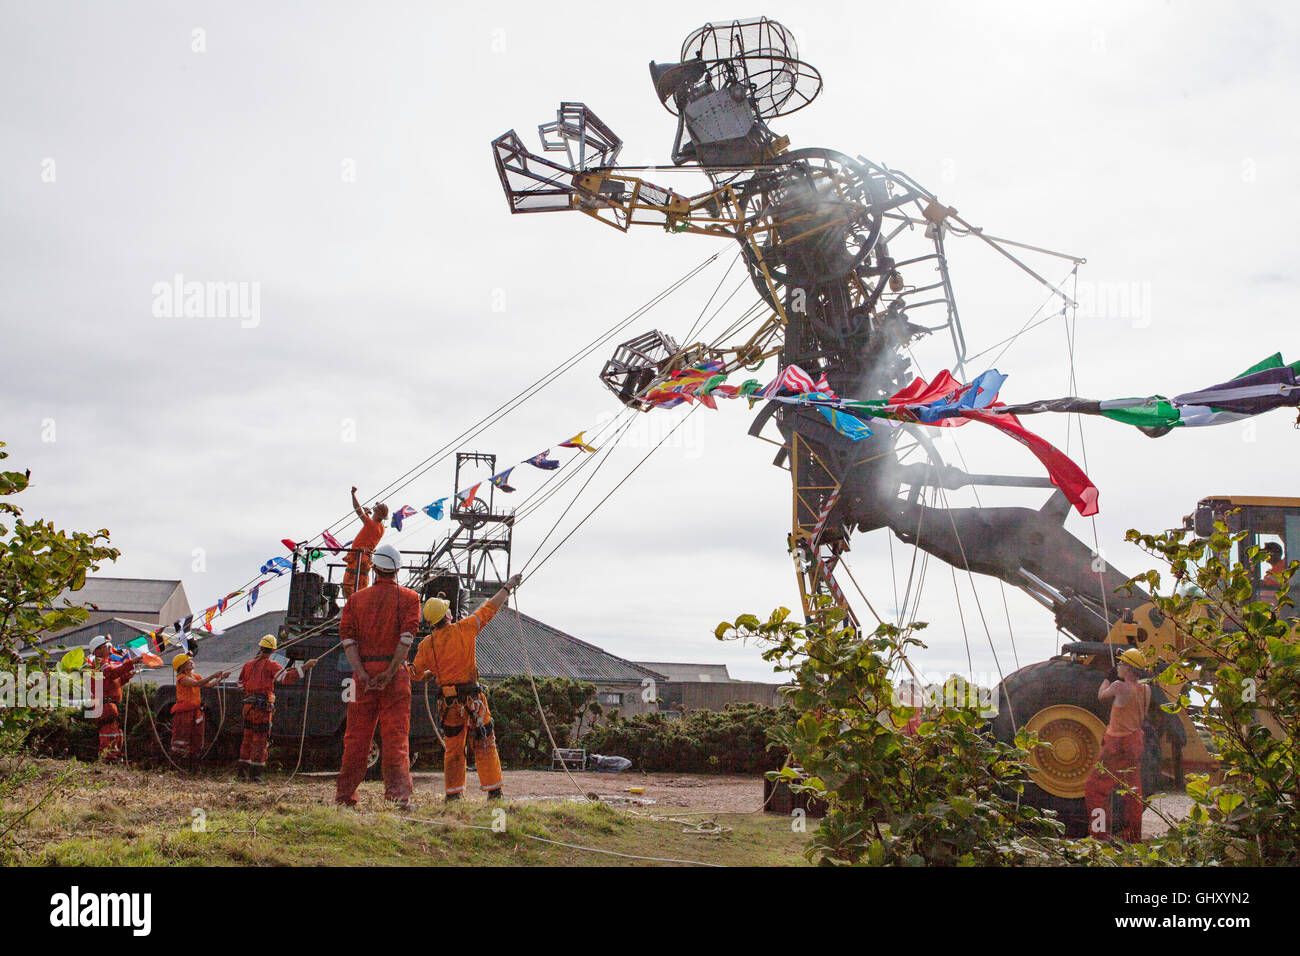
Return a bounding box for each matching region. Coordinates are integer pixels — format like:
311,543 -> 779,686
663,17 -> 822,120
599,329 -> 681,410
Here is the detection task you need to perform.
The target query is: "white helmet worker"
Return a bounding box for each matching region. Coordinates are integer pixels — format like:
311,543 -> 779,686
88,636 -> 109,654
371,543 -> 402,574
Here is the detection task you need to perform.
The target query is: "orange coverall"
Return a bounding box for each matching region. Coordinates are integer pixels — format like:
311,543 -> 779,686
411,603 -> 504,797
341,514 -> 385,599
91,654 -> 135,762
335,576 -> 419,805
237,655 -> 302,771
1084,682 -> 1150,842
170,673 -> 205,768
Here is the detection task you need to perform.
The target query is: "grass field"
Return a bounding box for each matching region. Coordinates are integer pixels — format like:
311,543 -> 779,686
2,759 -> 811,867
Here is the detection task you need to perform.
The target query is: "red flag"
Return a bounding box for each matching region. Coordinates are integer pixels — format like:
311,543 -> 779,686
321,530 -> 345,553
961,409 -> 1099,516
281,538 -> 299,552
888,371 -> 969,428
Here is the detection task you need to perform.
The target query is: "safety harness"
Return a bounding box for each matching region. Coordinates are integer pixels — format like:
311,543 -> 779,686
426,622 -> 495,741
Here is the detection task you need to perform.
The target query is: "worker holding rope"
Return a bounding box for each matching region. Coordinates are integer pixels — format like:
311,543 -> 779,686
87,636 -> 135,763
1084,647 -> 1151,843
342,487 -> 387,599
170,654 -> 229,772
236,635 -> 316,781
335,542 -> 419,809
412,574 -> 521,802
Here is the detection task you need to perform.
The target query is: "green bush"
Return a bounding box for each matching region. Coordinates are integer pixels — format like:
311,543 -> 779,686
718,605 -> 1068,866
486,676 -> 599,768
24,683 -> 168,765
582,702 -> 792,774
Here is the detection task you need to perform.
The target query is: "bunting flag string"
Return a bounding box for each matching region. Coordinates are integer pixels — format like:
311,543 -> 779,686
166,352 -> 1289,669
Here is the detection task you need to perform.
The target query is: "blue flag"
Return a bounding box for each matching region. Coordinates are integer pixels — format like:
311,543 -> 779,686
525,450 -> 560,470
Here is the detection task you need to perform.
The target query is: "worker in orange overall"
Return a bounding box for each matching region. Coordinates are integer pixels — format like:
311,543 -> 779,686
236,635 -> 317,781
170,654 -> 229,771
342,487 -> 388,599
335,543 -> 419,808
1083,648 -> 1151,842
1261,541 -> 1288,597
411,574 -> 521,802
87,636 -> 135,763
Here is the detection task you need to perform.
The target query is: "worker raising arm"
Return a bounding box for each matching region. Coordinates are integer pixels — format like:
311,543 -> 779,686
411,573 -> 522,802
342,486 -> 388,600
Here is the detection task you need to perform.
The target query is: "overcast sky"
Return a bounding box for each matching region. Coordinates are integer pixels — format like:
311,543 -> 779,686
2,2 -> 1297,682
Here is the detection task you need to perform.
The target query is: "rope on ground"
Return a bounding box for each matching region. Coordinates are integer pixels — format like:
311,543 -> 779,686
511,588 -> 594,803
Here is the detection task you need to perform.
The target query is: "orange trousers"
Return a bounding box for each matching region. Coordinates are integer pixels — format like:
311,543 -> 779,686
239,700 -> 274,768
1084,730 -> 1145,842
341,558 -> 371,599
97,704 -> 125,763
170,706 -> 205,769
336,667 -> 412,805
442,693 -> 503,797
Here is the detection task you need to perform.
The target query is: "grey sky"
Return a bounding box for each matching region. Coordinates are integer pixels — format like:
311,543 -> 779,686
2,2 -> 1296,681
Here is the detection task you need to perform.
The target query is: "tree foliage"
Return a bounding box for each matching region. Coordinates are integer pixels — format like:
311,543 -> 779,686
0,441 -> 120,665
1115,521 -> 1299,864
716,604 -> 1069,866
487,676 -> 600,767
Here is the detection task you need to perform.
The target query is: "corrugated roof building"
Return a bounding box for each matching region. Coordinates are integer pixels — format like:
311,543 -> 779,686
36,577 -> 190,644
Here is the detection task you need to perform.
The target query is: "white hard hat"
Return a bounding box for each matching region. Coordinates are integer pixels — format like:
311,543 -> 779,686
88,636 -> 109,653
371,543 -> 402,573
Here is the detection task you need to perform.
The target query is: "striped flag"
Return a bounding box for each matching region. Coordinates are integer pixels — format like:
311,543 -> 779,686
759,365 -> 819,398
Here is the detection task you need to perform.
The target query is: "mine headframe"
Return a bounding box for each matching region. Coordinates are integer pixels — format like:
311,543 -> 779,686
405,451 -> 514,619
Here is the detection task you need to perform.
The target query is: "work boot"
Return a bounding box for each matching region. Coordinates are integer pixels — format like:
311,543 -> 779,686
445,792 -> 462,803
250,766 -> 264,783
234,763 -> 247,781
486,788 -> 504,801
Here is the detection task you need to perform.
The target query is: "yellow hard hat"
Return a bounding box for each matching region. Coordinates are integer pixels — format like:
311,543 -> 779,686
259,634 -> 278,651
1118,648 -> 1146,669
423,597 -> 450,625
172,653 -> 192,672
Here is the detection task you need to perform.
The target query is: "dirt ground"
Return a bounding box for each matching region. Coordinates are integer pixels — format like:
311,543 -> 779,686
1144,793 -> 1194,839
297,767 -> 766,813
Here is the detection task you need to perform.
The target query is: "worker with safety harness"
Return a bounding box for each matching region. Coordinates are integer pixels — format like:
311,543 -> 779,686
412,573 -> 521,801
335,542 -> 419,808
1084,647 -> 1151,842
170,654 -> 229,771
87,636 -> 135,763
235,635 -> 317,781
